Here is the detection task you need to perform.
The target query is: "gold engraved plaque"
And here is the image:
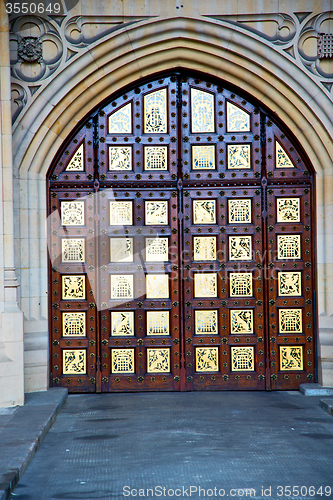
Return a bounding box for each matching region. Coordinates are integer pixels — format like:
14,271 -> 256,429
277,235 -> 300,259
144,147 -> 167,170
110,238 -> 133,263
108,102 -> 132,134
111,349 -> 135,373
279,309 -> 302,333
146,274 -> 169,299
196,347 -> 219,372
231,346 -> 254,371
62,312 -> 86,337
276,142 -> 293,169
191,88 -> 214,133
277,198 -> 300,223
147,348 -> 170,373
192,145 -> 215,170
110,202 -> 132,226
228,144 -> 251,169
111,311 -> 134,336
280,346 -> 303,371
193,200 -> 216,224
228,199 -> 251,223
229,236 -> 252,261
230,310 -> 253,334
195,310 -> 218,335
146,238 -> 168,261
230,273 -> 252,297
145,201 -> 168,225
193,236 -> 216,261
278,272 -> 301,296
144,89 -> 167,133
63,350 -> 86,374
109,146 -> 132,170
227,102 -> 250,132
66,143 -> 84,171
62,238 -> 85,262
194,273 -> 217,298
111,275 -> 134,299
61,201 -> 85,226
147,311 -> 170,336
62,275 -> 85,300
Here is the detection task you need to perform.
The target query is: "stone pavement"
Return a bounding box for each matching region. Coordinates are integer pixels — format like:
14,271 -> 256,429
5,390 -> 333,500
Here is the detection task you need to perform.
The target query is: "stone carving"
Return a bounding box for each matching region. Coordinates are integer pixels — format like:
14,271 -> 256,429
318,33 -> 333,59
18,37 -> 43,63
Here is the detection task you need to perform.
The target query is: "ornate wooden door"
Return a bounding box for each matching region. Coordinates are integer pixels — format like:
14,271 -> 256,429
48,73 -> 315,392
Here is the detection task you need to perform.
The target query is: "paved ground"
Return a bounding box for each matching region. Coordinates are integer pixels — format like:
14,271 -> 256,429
8,391 -> 333,500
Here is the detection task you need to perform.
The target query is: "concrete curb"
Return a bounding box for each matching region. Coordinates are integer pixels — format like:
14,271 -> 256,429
300,383 -> 333,396
320,399 -> 333,416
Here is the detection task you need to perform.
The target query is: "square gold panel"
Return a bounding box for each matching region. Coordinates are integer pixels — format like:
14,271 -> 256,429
61,201 -> 85,226
66,143 -> 84,171
280,346 -> 303,371
276,142 -> 293,169
145,201 -> 168,225
111,311 -> 134,336
192,145 -> 215,170
111,349 -> 135,373
228,199 -> 251,223
146,238 -> 169,262
230,273 -> 252,297
147,348 -> 170,373
277,235 -> 300,259
227,144 -> 251,169
62,312 -> 86,337
144,89 -> 167,134
62,238 -> 85,262
230,310 -> 253,334
278,272 -> 302,296
110,201 -> 133,226
193,237 -> 216,261
147,311 -> 170,335
226,102 -> 250,132
193,200 -> 216,224
229,236 -> 252,261
109,146 -> 132,170
231,346 -> 254,371
195,310 -> 218,335
279,309 -> 302,333
191,88 -> 214,133
63,350 -> 86,374
62,275 -> 85,300
110,238 -> 133,263
110,275 -> 134,299
194,273 -> 217,298
196,347 -> 219,372
108,102 -> 132,134
144,146 -> 167,170
146,274 -> 169,299
277,198 -> 300,223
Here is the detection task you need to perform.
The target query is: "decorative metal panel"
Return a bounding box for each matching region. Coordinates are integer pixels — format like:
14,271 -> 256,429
110,275 -> 134,299
228,199 -> 251,223
191,88 -> 214,133
147,348 -> 170,373
63,350 -> 86,374
144,89 -> 167,133
280,346 -> 303,371
109,146 -> 132,170
62,312 -> 86,337
194,273 -> 217,298
230,273 -> 252,297
145,201 -> 168,225
110,238 -> 133,263
111,349 -> 135,373
227,144 -> 251,169
192,145 -> 215,169
61,201 -> 85,226
146,238 -> 168,261
62,275 -> 85,300
144,147 -> 167,170
110,201 -> 133,226
279,309 -> 302,333
226,102 -> 250,132
147,311 -> 170,336
277,235 -> 300,259
111,311 -> 134,336
276,142 -> 293,169
146,274 -> 169,299
193,236 -> 216,261
229,236 -> 252,261
277,198 -> 300,223
278,272 -> 301,296
231,347 -> 254,371
195,310 -> 218,335
62,238 -> 85,262
108,102 -> 132,134
196,347 -> 219,372
66,143 -> 84,171
230,310 -> 253,334
193,200 -> 216,224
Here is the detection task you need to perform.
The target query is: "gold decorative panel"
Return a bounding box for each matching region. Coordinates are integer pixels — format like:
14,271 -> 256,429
196,347 -> 219,372
278,272 -> 302,296
144,147 -> 167,170
230,310 -> 253,334
147,311 -> 170,336
191,88 -> 214,133
145,201 -> 168,225
63,350 -> 86,374
111,349 -> 135,373
193,236 -> 216,261
277,235 -> 300,259
111,311 -> 134,336
108,102 -> 132,134
195,310 -> 218,335
279,309 -> 302,334
194,273 -> 217,298
146,274 -> 169,299
276,142 -> 293,169
230,273 -> 252,297
227,144 -> 251,169
144,89 -> 167,133
110,238 -> 133,263
228,199 -> 251,223
111,275 -> 134,300
229,236 -> 252,261
146,238 -> 168,261
61,201 -> 85,226
277,198 -> 300,223
193,200 -> 216,224
62,238 -> 85,262
62,312 -> 86,337
231,347 -> 254,371
280,346 -> 303,371
192,145 -> 215,170
62,276 -> 85,300
66,144 -> 84,171
147,348 -> 170,373
226,102 -> 250,132
110,202 -> 133,226
109,146 -> 132,170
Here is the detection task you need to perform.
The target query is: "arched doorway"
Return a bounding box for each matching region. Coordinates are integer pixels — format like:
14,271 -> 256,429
47,72 -> 315,393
